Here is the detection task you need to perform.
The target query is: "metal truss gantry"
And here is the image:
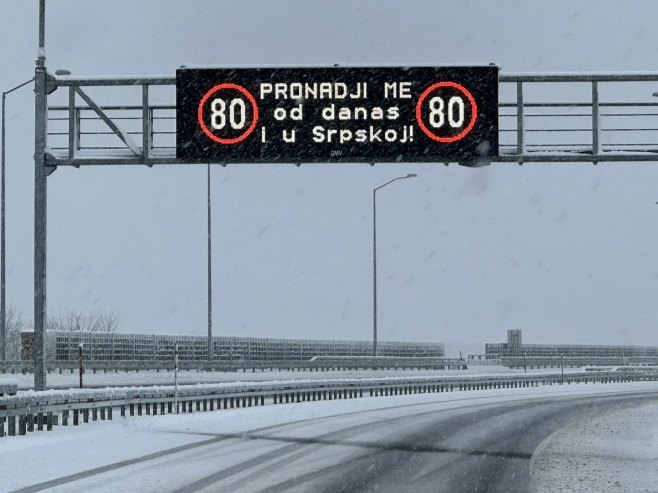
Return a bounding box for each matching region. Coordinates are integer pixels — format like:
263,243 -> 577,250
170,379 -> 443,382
42,72 -> 658,169
30,70 -> 658,390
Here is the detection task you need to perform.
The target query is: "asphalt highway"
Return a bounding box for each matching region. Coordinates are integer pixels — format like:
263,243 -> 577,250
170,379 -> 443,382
13,390 -> 658,493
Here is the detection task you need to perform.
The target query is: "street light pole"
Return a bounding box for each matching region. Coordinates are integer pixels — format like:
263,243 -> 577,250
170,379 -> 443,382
1,78 -> 34,364
207,163 -> 212,360
372,173 -> 417,357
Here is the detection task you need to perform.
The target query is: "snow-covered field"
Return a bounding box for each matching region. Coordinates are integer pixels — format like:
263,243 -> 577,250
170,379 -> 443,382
5,364 -> 581,391
1,381 -> 657,492
532,399 -> 658,493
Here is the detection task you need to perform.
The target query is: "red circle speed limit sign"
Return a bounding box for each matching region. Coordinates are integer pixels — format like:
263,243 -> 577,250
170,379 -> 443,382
415,82 -> 478,143
197,83 -> 259,144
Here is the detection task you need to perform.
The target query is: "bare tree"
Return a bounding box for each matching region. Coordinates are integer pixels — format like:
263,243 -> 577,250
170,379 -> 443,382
5,305 -> 28,360
47,308 -> 120,333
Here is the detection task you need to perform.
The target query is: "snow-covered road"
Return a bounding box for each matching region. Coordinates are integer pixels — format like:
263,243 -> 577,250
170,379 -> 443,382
2,381 -> 657,492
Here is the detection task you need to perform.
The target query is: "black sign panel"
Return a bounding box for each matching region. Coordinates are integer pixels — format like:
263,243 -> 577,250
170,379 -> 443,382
176,66 -> 498,163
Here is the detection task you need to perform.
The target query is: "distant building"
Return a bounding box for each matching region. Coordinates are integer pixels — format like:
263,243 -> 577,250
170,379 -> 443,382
485,329 -> 658,364
21,331 -> 445,362
507,329 -> 522,352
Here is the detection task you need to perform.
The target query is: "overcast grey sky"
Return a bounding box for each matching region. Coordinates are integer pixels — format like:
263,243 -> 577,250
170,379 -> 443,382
2,0 -> 658,355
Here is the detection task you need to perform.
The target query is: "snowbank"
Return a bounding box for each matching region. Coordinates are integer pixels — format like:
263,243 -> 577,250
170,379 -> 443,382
5,364 -> 581,391
531,400 -> 658,492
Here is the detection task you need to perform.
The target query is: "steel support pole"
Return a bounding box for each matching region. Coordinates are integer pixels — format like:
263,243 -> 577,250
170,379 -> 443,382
207,163 -> 212,360
38,0 -> 46,68
34,0 -> 48,390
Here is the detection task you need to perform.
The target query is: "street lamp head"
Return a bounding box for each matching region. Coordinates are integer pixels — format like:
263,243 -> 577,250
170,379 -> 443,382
653,92 -> 658,97
55,69 -> 71,76
405,173 -> 417,178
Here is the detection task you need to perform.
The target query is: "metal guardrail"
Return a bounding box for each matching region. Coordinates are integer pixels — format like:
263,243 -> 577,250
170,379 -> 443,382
501,356 -> 658,368
1,369 -> 656,438
42,71 -> 658,167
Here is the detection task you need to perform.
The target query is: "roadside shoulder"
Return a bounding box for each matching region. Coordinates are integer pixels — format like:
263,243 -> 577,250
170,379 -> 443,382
530,400 -> 658,493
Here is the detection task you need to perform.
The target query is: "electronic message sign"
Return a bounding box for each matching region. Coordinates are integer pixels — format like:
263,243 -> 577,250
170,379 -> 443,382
176,66 -> 498,164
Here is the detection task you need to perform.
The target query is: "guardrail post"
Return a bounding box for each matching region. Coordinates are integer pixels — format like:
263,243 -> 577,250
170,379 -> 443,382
100,407 -> 106,420
83,409 -> 89,423
73,409 -> 79,426
37,412 -> 43,430
47,412 -> 53,431
19,415 -> 26,435
92,408 -> 97,421
0,417 -> 5,437
27,414 -> 34,432
8,415 -> 15,435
